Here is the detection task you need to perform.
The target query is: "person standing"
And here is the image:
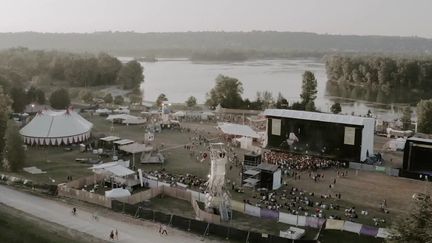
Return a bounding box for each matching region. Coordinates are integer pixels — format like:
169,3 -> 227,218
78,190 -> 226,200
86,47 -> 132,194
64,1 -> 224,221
161,224 -> 168,235
115,229 -> 118,240
109,230 -> 114,240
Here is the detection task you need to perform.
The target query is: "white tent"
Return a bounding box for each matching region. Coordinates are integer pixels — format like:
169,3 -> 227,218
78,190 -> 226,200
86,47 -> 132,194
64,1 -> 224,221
20,109 -> 93,145
95,108 -> 112,115
174,111 -> 186,117
105,188 -> 131,198
91,161 -> 135,177
106,114 -> 146,125
218,122 -> 260,138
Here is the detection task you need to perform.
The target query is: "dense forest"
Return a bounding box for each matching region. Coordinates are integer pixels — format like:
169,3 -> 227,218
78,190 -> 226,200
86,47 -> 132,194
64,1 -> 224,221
326,55 -> 432,90
1,31 -> 432,58
190,50 -> 248,62
0,48 -> 143,92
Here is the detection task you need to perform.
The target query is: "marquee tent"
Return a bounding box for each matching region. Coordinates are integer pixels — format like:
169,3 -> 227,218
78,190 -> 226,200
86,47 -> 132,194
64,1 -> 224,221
218,122 -> 260,138
20,109 -> 93,145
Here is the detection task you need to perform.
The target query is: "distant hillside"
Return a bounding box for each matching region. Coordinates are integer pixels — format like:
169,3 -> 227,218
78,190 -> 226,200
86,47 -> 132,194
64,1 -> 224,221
1,31 -> 432,58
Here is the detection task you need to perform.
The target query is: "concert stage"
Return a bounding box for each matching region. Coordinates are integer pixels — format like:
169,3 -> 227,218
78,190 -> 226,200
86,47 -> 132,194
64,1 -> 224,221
264,109 -> 375,162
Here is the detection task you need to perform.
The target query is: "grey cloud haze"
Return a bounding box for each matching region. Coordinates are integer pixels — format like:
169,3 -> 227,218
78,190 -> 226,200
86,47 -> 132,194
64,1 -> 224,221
0,0 -> 431,37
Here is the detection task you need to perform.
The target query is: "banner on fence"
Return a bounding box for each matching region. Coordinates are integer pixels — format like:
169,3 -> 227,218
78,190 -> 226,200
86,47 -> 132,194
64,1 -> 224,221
297,216 -> 307,226
260,208 -> 279,220
231,200 -> 245,213
245,204 -> 260,217
360,225 -> 379,237
278,212 -> 298,225
343,221 -> 362,234
325,219 -> 344,230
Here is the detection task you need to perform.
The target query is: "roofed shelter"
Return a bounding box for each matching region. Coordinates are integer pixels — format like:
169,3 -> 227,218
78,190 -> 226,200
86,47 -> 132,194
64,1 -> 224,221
264,109 -> 375,162
20,109 -> 93,145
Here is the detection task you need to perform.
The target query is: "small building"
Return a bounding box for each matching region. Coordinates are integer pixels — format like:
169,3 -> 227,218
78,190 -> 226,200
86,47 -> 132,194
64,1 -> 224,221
242,163 -> 282,190
402,137 -> 432,179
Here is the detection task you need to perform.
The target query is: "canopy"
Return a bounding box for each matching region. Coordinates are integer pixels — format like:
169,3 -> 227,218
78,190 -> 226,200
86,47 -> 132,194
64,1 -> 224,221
174,111 -> 186,117
119,143 -> 152,154
114,139 -> 134,146
91,161 -> 134,177
106,114 -> 145,125
218,122 -> 260,138
244,169 -> 260,176
95,108 -> 112,114
105,165 -> 135,177
105,188 -> 131,198
100,136 -> 121,142
20,109 -> 93,145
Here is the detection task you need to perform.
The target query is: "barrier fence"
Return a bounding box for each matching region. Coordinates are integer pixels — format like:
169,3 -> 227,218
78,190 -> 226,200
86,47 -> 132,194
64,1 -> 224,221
57,175 -> 389,240
349,162 -> 399,177
111,200 -> 317,243
143,177 -> 390,239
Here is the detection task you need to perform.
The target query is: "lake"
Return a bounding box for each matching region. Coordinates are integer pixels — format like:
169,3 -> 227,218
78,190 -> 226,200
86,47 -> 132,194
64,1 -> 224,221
119,57 -> 407,120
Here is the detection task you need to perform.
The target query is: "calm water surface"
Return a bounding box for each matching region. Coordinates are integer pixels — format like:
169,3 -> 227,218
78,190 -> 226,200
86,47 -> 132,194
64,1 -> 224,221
119,57 -> 406,120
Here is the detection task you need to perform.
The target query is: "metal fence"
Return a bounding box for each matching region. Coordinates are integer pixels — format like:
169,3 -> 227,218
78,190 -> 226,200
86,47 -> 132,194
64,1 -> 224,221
349,162 -> 399,177
111,200 -> 317,243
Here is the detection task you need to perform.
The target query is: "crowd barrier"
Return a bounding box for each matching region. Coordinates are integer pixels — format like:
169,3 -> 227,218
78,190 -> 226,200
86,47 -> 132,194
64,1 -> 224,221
59,174 -> 390,240
191,199 -> 221,224
66,174 -> 106,189
57,174 -> 112,208
349,162 -> 399,177
58,184 -> 112,208
111,200 -> 317,243
126,187 -> 163,205
142,177 -> 390,239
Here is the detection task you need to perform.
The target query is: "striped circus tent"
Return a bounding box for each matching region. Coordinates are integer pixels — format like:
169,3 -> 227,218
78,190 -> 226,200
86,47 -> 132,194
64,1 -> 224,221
20,109 -> 93,145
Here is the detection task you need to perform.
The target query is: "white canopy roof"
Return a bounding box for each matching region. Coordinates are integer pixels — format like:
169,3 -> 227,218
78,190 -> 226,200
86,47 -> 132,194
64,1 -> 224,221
218,122 -> 260,138
244,169 -> 260,176
104,165 -> 135,177
95,108 -> 112,114
20,110 -> 93,145
264,109 -> 373,126
119,143 -> 152,154
100,136 -> 121,142
91,161 -> 134,177
105,188 -> 131,198
174,111 -> 186,117
114,139 -> 134,145
106,114 -> 145,124
91,160 -> 130,169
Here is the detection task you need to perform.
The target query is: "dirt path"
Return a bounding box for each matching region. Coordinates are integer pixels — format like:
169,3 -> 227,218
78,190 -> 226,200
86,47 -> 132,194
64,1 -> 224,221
0,185 -> 214,243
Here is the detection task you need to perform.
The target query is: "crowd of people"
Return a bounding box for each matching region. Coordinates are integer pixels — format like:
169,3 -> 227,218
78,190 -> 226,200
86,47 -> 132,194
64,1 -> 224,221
263,151 -> 346,172
147,169 -> 208,191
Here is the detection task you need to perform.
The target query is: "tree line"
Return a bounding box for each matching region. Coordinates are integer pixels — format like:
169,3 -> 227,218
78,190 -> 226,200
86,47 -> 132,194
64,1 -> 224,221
1,32 -> 432,58
325,55 -> 432,93
0,47 -> 144,91
205,71 -> 318,112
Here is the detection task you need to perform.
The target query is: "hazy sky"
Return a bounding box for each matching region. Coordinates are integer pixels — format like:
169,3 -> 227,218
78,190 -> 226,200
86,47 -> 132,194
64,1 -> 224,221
1,0 -> 431,37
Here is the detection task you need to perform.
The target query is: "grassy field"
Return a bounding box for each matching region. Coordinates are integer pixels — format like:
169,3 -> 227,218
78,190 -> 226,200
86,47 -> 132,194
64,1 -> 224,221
0,203 -> 104,243
5,113 -> 424,242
